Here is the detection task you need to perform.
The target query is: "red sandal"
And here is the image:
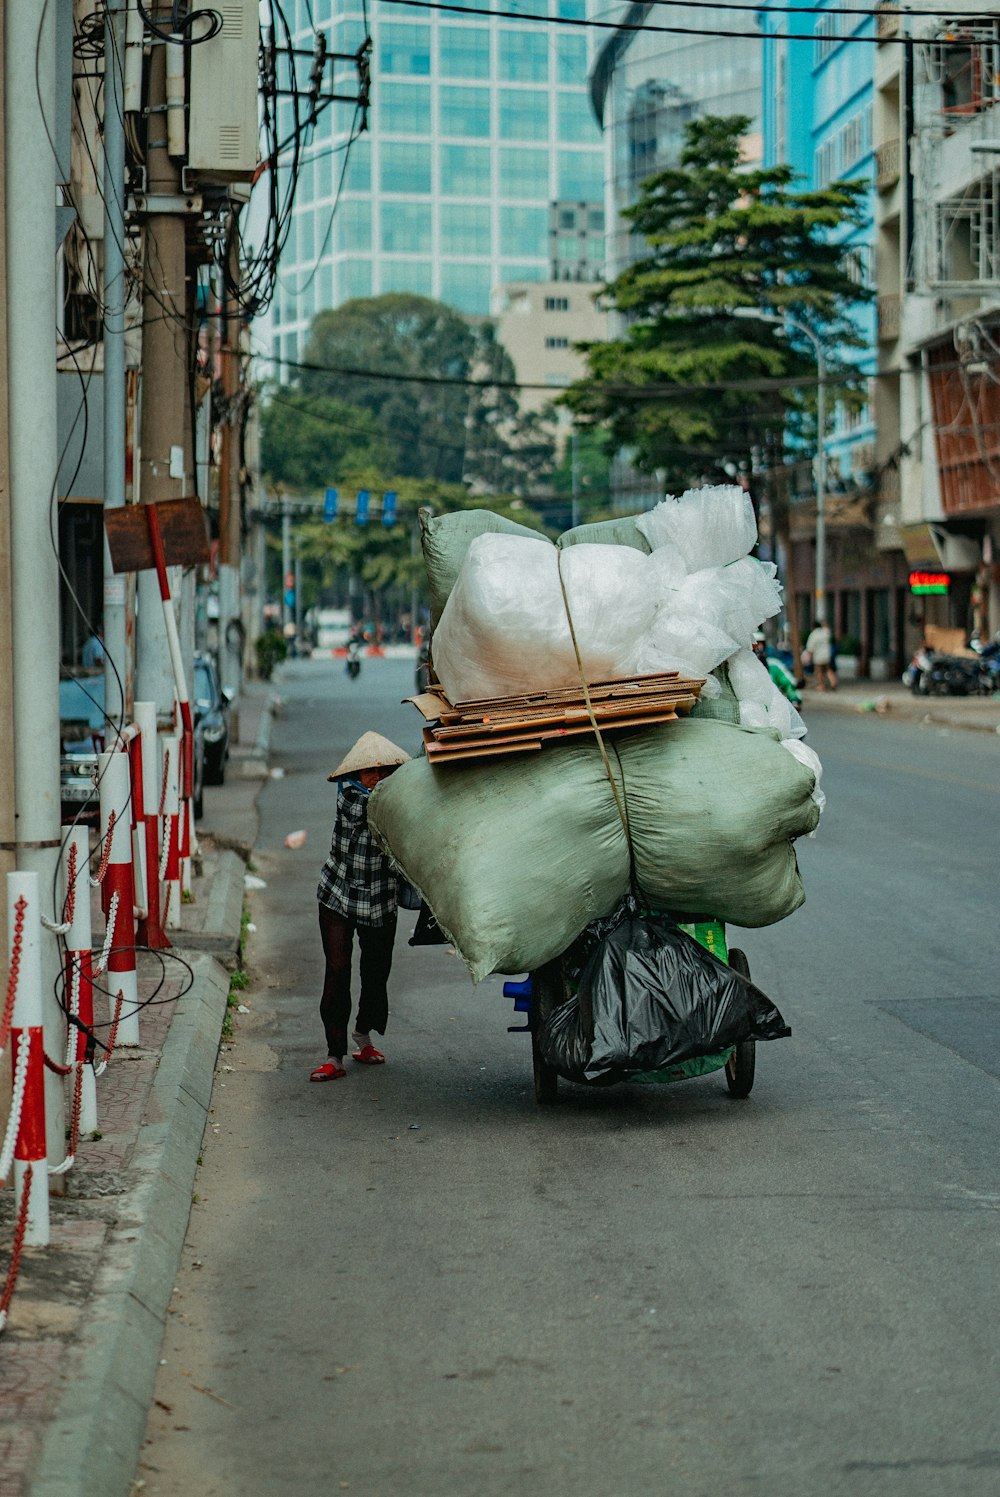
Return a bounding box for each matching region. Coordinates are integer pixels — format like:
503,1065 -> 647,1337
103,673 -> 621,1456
351,1044 -> 385,1065
309,1060 -> 346,1082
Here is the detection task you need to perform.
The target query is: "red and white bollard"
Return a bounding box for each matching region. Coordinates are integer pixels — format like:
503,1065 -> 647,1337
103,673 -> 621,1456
161,731 -> 181,930
97,750 -> 140,1046
177,704 -> 193,902
63,828 -> 97,1134
134,700 -> 169,950
6,872 -> 49,1246
127,724 -> 147,924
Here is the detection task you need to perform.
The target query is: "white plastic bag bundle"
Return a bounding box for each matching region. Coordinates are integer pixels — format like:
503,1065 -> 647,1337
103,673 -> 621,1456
431,534 -> 655,702
668,560 -> 781,647
635,614 -> 739,679
727,649 -> 808,742
636,485 -> 758,570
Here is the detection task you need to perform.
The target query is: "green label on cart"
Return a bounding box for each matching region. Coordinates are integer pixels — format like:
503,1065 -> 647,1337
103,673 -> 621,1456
679,920 -> 728,964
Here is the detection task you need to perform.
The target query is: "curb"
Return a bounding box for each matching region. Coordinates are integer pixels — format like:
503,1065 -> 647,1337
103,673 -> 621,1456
172,849 -> 246,956
803,693 -> 1000,734
27,953 -> 231,1497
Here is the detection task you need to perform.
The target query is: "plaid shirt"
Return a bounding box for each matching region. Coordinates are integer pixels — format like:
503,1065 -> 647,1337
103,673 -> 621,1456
317,782 -> 398,925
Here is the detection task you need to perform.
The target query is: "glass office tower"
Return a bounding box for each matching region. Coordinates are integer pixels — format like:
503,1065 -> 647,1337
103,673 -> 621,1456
269,0 -> 605,369
589,2 -> 763,279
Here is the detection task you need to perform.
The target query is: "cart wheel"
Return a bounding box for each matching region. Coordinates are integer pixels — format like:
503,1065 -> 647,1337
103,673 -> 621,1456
725,948 -> 756,1099
529,959 -> 561,1105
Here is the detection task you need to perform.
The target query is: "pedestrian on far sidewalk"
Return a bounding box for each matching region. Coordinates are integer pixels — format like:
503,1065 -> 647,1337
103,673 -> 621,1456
310,732 -> 411,1083
803,620 -> 837,693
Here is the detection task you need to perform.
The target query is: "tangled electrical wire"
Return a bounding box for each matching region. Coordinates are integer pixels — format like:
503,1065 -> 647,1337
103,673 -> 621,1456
224,1 -> 371,319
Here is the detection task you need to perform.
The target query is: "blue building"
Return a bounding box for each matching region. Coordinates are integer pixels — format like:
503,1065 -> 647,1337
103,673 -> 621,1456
759,1 -> 895,659
761,0 -> 877,493
268,0 -> 606,371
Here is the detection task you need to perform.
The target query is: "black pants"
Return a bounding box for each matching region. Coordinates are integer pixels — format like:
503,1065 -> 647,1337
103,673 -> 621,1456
318,904 -> 397,1058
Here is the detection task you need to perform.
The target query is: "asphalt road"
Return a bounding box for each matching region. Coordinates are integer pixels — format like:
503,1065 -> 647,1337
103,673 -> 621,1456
140,657 -> 1000,1497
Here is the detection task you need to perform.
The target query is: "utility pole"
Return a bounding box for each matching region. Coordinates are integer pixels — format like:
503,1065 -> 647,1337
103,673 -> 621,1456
218,254 -> 243,706
0,1 -> 12,1140
4,0 -> 65,1162
571,428 -> 581,530
282,498 -> 292,638
103,0 -> 129,732
135,26 -> 189,715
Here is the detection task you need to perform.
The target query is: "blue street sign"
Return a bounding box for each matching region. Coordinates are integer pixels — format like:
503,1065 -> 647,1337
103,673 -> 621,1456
382,490 -> 397,527
323,487 -> 338,522
355,489 -> 370,525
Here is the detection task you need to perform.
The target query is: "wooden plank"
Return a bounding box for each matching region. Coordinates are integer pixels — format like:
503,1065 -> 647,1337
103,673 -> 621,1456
425,737 -> 544,763
423,706 -> 688,763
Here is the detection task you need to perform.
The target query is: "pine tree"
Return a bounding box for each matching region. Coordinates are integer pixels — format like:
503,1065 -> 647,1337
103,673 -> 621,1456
562,115 -> 871,492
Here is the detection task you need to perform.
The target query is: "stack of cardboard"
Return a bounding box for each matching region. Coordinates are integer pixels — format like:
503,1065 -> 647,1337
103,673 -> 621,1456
406,672 -> 704,764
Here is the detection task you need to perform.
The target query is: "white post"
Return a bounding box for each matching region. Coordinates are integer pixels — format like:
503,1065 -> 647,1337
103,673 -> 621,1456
64,830 -> 97,1134
97,752 -> 140,1047
5,0 -> 65,1164
162,732 -> 181,929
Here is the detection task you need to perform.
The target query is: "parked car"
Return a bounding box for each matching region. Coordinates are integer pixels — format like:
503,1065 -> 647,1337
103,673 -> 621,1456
59,672 -> 105,823
59,667 -> 211,823
193,651 -> 231,787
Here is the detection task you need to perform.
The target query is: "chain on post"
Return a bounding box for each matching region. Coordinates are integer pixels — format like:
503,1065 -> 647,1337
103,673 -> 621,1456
0,894 -> 27,1058
94,890 -> 119,976
91,809 -> 116,887
0,1042 -> 30,1186
41,840 -> 78,935
101,988 -> 127,1071
0,1163 -> 33,1335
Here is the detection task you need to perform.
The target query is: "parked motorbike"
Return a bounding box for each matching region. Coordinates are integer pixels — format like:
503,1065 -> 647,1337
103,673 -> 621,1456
922,652 -> 981,696
902,645 -> 933,694
972,637 -> 1000,696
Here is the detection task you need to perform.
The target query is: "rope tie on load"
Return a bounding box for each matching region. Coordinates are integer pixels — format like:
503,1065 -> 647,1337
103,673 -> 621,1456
555,550 -> 639,893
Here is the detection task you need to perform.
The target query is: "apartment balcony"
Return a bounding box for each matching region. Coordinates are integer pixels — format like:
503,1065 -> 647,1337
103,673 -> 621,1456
878,293 -> 901,341
875,137 -> 900,191
876,3 -> 900,41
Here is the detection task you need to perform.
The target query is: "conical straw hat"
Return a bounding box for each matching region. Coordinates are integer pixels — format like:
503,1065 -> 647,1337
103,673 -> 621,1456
328,731 -> 411,780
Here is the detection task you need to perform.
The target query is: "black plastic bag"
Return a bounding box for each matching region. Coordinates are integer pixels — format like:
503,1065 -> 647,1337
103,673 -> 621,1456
539,908 -> 790,1085
408,901 -> 448,946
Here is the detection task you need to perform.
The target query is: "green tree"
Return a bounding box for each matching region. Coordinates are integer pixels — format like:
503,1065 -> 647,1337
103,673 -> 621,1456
260,387 -> 397,489
298,293 -> 525,486
562,114 -> 872,491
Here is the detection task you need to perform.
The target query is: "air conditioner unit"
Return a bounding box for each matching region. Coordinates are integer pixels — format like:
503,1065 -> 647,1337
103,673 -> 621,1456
187,0 -> 260,183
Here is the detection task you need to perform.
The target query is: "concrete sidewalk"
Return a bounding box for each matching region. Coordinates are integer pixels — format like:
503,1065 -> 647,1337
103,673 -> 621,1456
0,679 -> 278,1497
797,675 -> 1000,734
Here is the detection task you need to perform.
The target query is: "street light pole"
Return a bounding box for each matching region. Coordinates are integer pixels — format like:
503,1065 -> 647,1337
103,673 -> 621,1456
732,308 -> 828,625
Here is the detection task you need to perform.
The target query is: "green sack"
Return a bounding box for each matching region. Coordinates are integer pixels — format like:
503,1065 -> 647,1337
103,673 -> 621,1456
556,515 -> 651,553
614,720 -> 819,926
419,508 -> 549,626
369,742 -> 631,983
369,719 -> 818,984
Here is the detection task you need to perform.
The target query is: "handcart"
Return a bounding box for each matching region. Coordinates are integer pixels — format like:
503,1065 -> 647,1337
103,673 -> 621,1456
505,918 -> 756,1106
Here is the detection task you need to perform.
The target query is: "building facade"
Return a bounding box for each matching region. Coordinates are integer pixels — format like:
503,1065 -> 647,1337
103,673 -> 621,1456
589,2 -> 764,281
493,279 -> 608,417
760,2 -> 906,670
874,1 -> 1000,650
269,0 -> 605,372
